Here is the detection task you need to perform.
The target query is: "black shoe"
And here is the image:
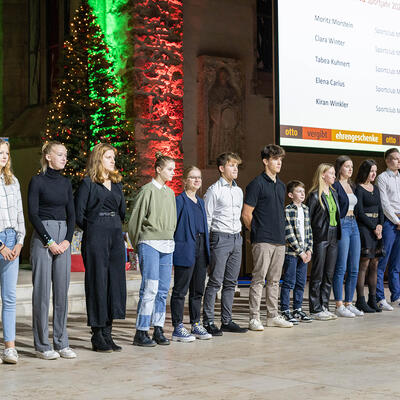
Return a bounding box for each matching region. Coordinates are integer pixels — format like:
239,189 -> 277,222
221,320 -> 248,333
91,327 -> 113,353
103,324 -> 122,352
281,310 -> 299,325
133,330 -> 157,347
355,296 -> 375,313
368,294 -> 382,313
292,308 -> 312,323
205,323 -> 223,336
153,326 -> 170,345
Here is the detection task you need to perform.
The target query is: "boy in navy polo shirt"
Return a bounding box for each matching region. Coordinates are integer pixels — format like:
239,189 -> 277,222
280,181 -> 313,324
242,144 -> 293,330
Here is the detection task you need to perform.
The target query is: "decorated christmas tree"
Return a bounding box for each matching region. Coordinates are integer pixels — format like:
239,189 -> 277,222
44,0 -> 136,210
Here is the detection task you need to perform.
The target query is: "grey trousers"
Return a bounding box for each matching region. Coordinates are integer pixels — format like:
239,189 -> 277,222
203,232 -> 242,325
31,220 -> 71,352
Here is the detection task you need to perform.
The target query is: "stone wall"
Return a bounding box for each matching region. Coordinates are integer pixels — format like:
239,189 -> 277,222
2,0 -> 29,130
183,0 -> 386,194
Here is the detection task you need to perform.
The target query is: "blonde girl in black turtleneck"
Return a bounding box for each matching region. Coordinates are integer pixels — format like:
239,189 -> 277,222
28,141 -> 76,360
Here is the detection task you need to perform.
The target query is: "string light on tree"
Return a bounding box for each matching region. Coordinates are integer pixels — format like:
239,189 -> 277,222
44,0 -> 137,211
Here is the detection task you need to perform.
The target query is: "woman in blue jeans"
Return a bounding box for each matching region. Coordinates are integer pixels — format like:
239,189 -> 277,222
332,156 -> 362,318
129,152 -> 177,347
0,139 -> 25,364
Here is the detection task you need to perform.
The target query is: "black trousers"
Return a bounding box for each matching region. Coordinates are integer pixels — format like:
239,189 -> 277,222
171,234 -> 208,327
82,216 -> 127,327
309,227 -> 338,314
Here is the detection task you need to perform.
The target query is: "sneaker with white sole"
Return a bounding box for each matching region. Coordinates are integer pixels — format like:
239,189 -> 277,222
266,315 -> 293,328
378,299 -> 394,311
322,306 -> 338,320
2,347 -> 18,364
172,323 -> 196,343
346,303 -> 364,316
335,305 -> 355,318
311,311 -> 331,321
281,310 -> 299,325
391,298 -> 400,307
292,308 -> 312,323
57,347 -> 77,359
36,350 -> 60,360
191,322 -> 212,340
248,318 -> 264,331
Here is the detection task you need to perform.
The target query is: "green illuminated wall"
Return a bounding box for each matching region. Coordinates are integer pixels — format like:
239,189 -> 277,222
88,0 -> 128,111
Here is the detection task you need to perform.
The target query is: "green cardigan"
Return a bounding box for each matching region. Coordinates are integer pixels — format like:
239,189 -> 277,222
128,182 -> 177,250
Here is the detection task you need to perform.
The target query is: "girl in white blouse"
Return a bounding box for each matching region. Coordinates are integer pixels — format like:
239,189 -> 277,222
0,139 -> 25,364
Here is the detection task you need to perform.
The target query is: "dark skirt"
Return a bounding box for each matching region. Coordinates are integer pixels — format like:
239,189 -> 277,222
358,220 -> 380,259
82,215 -> 127,327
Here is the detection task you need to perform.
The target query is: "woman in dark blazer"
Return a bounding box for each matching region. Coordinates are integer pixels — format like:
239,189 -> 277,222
306,163 -> 341,321
75,143 -> 126,353
170,166 -> 211,342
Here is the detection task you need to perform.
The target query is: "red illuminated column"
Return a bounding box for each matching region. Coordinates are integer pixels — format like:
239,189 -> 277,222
131,0 -> 183,192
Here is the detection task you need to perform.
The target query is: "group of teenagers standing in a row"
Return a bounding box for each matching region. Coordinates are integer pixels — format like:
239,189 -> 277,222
1,140 -> 400,364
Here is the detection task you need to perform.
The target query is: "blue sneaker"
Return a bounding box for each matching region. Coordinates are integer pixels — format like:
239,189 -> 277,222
191,322 -> 212,340
172,323 -> 196,343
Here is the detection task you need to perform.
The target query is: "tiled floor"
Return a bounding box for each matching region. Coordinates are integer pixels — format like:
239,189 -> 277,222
1,292 -> 400,399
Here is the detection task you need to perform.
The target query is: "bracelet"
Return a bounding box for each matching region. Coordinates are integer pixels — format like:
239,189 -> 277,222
46,239 -> 55,248
0,244 -> 5,252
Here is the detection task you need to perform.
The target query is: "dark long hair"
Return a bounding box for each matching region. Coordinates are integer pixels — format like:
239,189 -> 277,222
355,159 -> 377,185
335,155 -> 354,187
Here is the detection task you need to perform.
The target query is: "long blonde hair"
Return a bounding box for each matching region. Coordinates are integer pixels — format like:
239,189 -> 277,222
0,140 -> 14,185
86,143 -> 122,184
41,141 -> 66,173
308,163 -> 335,208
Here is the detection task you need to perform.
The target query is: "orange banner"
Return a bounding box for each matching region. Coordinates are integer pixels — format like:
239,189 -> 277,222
302,127 -> 332,141
332,130 -> 382,145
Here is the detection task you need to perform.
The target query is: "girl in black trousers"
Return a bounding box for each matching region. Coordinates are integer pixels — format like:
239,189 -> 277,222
170,166 -> 211,342
306,163 -> 341,321
75,143 -> 126,352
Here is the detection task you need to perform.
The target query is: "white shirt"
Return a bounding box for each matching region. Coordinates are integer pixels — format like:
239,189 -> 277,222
296,205 -> 305,245
0,174 -> 25,245
377,169 -> 400,225
138,179 -> 175,254
347,193 -> 358,212
204,177 -> 243,234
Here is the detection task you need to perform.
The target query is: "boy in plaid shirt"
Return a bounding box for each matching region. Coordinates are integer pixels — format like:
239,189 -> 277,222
280,181 -> 313,323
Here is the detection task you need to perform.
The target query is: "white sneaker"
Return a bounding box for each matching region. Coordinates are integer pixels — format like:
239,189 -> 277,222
391,298 -> 400,307
249,318 -> 264,331
346,303 -> 364,316
311,311 -> 331,321
378,299 -> 394,311
335,305 -> 355,318
266,315 -> 293,328
36,350 -> 60,360
2,348 -> 18,364
322,306 -> 338,320
57,347 -> 77,359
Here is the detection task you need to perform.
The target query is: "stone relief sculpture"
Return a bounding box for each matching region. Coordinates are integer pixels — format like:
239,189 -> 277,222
198,56 -> 244,167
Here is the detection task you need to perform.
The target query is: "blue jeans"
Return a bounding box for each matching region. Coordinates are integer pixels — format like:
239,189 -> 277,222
0,229 -> 18,342
333,217 -> 361,302
280,254 -> 307,311
377,219 -> 400,302
136,243 -> 173,331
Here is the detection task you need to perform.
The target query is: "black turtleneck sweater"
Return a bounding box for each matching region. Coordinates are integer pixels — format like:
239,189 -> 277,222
28,167 -> 75,245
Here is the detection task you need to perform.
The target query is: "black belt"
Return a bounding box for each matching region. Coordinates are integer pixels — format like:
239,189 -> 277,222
99,212 -> 116,217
